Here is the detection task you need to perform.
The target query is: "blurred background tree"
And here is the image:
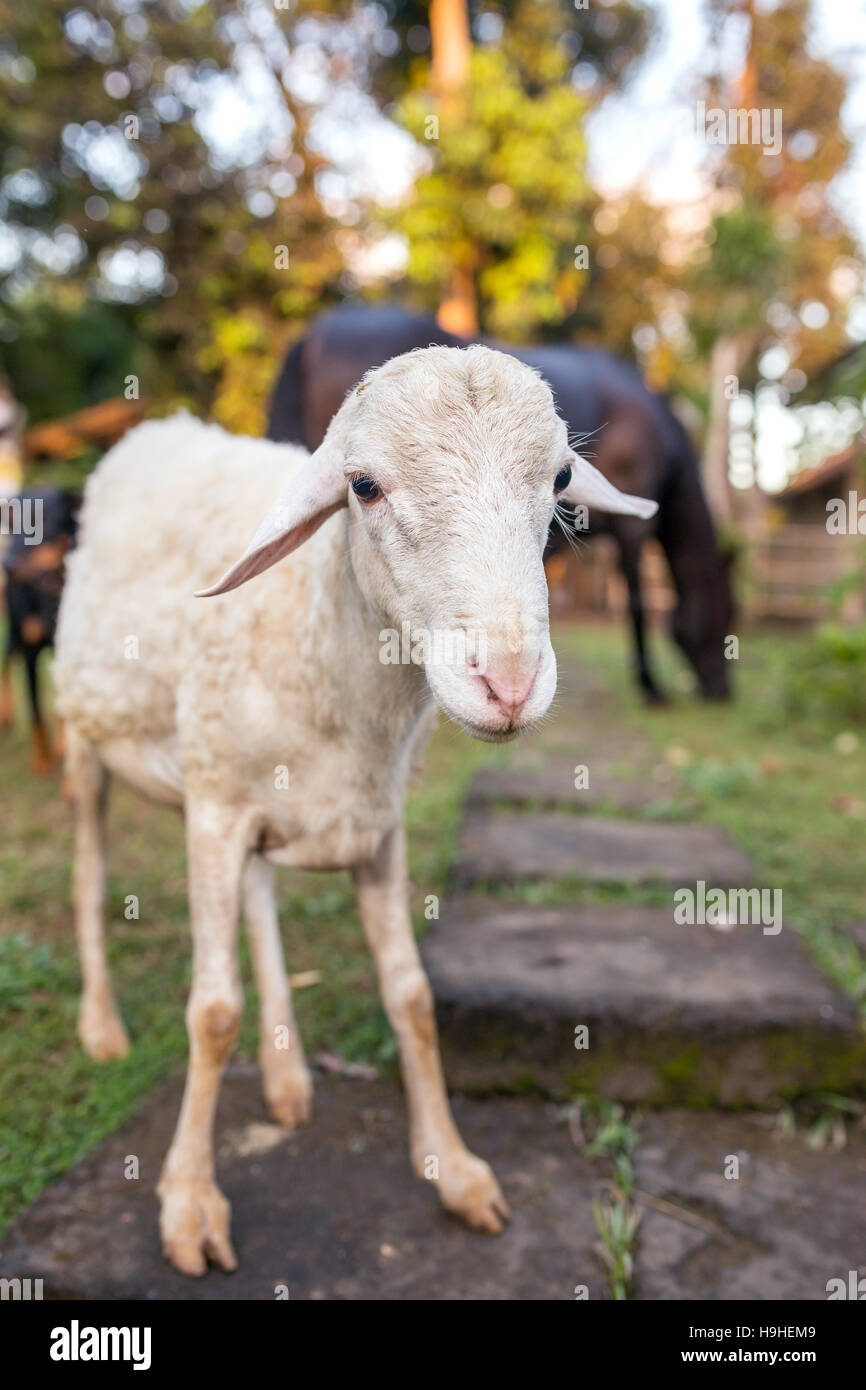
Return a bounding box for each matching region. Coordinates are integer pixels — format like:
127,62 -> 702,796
0,0 -> 860,495
0,0 -> 345,431
691,0 -> 858,520
386,0 -> 655,337
391,43 -> 591,339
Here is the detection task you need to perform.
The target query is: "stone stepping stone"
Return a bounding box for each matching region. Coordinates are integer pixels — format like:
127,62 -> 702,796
421,898 -> 865,1105
0,1068 -> 601,1301
466,764 -> 684,814
7,1071 -> 866,1300
456,811 -> 753,887
634,1109 -> 866,1300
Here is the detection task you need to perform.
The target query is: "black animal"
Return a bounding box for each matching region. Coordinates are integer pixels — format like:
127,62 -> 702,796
1,487 -> 80,772
267,305 -> 734,701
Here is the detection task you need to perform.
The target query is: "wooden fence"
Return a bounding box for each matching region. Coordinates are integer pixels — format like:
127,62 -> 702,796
546,526 -> 864,625
744,523 -> 864,622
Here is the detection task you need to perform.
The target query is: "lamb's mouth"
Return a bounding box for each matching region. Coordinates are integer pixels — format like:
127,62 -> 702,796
440,707 -> 534,744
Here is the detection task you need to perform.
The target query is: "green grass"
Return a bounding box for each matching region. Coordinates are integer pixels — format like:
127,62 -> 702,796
560,1097 -> 642,1300
0,654 -> 494,1236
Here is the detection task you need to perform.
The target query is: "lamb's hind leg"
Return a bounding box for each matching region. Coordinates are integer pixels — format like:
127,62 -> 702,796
69,727 -> 129,1061
158,800 -> 257,1277
353,824 -> 510,1233
242,854 -> 312,1128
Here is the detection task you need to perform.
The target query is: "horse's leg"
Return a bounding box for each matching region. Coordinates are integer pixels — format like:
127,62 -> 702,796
617,533 -> 667,704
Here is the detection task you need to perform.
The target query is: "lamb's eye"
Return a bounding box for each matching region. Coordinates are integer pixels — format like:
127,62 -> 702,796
351,476 -> 382,503
554,464 -> 572,492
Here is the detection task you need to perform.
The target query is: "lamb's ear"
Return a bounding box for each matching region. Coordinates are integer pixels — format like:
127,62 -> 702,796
560,451 -> 658,520
196,431 -> 348,598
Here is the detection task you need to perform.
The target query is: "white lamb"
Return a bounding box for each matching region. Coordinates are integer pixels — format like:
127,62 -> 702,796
54,344 -> 656,1276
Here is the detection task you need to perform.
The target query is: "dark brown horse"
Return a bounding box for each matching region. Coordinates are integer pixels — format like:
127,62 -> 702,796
267,305 -> 733,700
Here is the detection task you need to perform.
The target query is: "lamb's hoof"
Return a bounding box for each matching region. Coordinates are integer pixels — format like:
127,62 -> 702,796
264,1068 -> 313,1129
158,1178 -> 237,1277
436,1154 -> 511,1234
78,1004 -> 130,1062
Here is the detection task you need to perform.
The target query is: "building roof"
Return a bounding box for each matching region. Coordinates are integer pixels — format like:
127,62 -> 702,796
23,397 -> 147,461
797,341 -> 866,404
780,438 -> 864,497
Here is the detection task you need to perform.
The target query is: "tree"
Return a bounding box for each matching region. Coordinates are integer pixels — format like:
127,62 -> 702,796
427,0 -> 475,331
392,44 -> 590,340
388,1 -> 654,339
692,0 -> 858,519
343,0 -> 654,105
0,0 -> 345,429
573,191 -> 685,371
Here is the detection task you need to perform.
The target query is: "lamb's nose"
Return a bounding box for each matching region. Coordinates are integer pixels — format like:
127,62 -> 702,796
480,667 -> 537,719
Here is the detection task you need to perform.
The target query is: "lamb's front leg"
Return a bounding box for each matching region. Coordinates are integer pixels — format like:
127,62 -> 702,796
157,802 -> 256,1276
353,824 -> 510,1233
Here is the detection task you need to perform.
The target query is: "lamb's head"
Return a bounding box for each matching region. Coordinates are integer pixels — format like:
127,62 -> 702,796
199,345 -> 657,742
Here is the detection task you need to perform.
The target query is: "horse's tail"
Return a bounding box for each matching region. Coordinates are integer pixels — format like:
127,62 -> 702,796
266,335 -> 306,444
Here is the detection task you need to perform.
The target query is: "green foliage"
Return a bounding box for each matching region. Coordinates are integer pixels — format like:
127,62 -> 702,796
0,933 -> 67,1011
0,0 -> 345,423
681,755 -> 765,799
348,0 -> 654,105
778,622 -> 866,726
711,202 -> 782,283
569,1097 -> 642,1299
393,46 -> 591,337
592,1194 -> 640,1300
497,0 -> 653,96
0,293 -> 151,423
585,1106 -> 641,1164
691,203 -> 785,347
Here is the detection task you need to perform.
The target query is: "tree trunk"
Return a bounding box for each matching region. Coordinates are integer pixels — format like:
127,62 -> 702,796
703,334 -> 744,528
430,0 -> 471,94
429,0 -> 477,336
437,266 -> 478,337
